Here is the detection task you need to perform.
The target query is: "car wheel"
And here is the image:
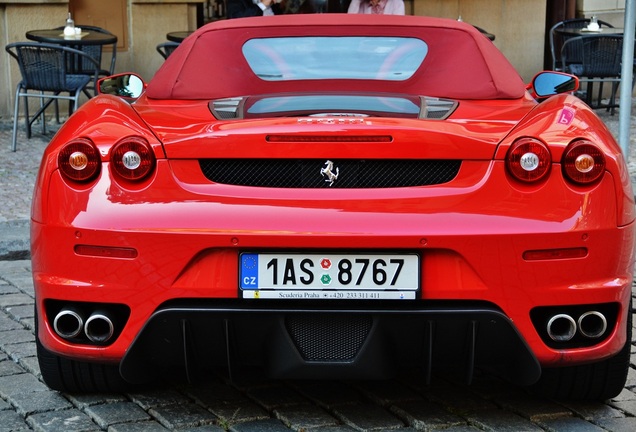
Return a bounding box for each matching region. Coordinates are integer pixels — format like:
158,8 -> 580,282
35,307 -> 128,393
531,302 -> 632,401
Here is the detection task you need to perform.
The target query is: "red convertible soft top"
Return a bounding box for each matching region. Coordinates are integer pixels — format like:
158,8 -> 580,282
147,14 -> 526,101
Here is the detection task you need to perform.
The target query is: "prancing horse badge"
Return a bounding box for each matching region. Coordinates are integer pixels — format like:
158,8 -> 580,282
320,160 -> 339,186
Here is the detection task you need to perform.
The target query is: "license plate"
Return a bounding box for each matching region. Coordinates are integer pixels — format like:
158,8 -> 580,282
240,253 -> 419,300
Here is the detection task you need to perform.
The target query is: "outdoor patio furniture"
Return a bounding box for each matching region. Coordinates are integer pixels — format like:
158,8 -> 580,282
561,34 -> 623,114
549,18 -> 614,71
5,41 -> 100,151
156,41 -> 180,59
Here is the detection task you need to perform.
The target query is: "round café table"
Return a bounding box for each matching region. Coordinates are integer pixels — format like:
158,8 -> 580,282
26,29 -> 117,47
166,31 -> 194,43
555,27 -> 624,37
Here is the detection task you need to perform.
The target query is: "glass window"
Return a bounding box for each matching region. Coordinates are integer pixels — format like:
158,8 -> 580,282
243,36 -> 428,81
247,95 -> 421,117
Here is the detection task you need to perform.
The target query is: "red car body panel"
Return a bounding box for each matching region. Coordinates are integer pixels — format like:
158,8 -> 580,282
31,15 -> 635,393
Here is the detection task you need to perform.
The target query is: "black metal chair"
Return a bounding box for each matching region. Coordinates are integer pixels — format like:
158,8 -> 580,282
562,35 -> 623,114
5,42 -> 100,151
156,41 -> 180,60
549,18 -> 614,71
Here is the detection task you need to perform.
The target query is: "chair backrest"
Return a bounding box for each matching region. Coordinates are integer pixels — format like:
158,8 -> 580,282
579,35 -> 623,78
549,18 -> 614,70
6,42 -> 101,92
53,25 -> 117,75
156,41 -> 180,60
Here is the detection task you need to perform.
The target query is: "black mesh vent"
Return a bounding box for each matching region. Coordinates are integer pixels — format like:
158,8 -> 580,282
286,314 -> 372,362
199,159 -> 461,188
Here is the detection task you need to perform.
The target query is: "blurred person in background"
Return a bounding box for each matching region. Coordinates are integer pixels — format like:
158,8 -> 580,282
348,0 -> 404,15
227,0 -> 284,17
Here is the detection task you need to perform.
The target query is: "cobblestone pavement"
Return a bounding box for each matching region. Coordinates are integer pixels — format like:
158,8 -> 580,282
1,102 -> 636,431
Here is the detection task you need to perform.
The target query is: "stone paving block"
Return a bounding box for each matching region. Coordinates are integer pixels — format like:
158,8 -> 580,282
538,416 -> 605,432
332,403 -> 405,431
206,398 -> 270,424
493,393 -> 573,421
274,404 -> 339,430
67,392 -> 128,409
352,379 -> 421,405
85,401 -> 151,428
419,384 -> 498,414
390,399 -> 466,430
6,304 -> 35,322
562,401 -> 626,421
438,426 -> 483,432
149,402 -> 218,429
593,416 -> 636,431
108,421 -> 170,432
7,389 -> 72,416
293,380 -> 365,408
0,293 -> 32,308
0,372 -> 49,397
19,355 -> 41,377
4,340 -> 37,361
27,408 -> 101,432
304,427 -> 359,432
0,359 -> 25,377
0,409 -> 30,431
466,409 -> 544,431
186,382 -> 247,404
0,328 -> 34,345
609,398 -> 636,416
229,418 -> 292,432
611,387 -> 636,401
247,384 -> 306,410
0,311 -> 21,330
0,283 -> 20,294
0,398 -> 11,411
128,388 -> 192,410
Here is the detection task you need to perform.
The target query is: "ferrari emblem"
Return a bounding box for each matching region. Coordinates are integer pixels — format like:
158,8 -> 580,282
320,160 -> 339,186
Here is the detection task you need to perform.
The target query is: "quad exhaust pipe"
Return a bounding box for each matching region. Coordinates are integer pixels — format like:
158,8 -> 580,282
546,311 -> 607,342
84,312 -> 115,343
53,308 -> 84,339
53,308 -> 115,343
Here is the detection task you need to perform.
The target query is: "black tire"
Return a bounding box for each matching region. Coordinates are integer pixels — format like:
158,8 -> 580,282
530,302 -> 632,401
35,306 -> 129,393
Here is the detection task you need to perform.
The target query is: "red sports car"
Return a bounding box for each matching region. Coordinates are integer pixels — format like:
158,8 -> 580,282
32,14 -> 634,399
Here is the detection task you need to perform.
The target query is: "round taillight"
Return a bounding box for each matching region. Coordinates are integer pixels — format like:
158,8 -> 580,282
562,140 -> 605,184
506,138 -> 551,182
110,137 -> 155,181
58,138 -> 101,182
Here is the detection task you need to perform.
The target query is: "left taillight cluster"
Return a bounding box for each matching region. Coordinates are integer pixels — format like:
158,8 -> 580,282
58,137 -> 155,183
506,137 -> 605,185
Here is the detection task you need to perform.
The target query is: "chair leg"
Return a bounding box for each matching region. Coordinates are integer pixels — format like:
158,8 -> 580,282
23,94 -> 31,139
39,91 -> 47,135
12,86 -> 21,152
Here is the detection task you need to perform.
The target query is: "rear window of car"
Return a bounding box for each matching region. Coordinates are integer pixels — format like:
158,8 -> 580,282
242,36 -> 428,81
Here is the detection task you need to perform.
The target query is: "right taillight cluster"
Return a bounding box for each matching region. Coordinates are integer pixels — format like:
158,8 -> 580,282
561,139 -> 605,185
506,138 -> 605,185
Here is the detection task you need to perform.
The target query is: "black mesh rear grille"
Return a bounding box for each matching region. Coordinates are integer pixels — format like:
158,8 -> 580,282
286,314 -> 372,362
199,159 -> 461,188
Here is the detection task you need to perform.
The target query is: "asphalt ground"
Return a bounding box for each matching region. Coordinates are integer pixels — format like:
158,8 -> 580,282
0,104 -> 635,431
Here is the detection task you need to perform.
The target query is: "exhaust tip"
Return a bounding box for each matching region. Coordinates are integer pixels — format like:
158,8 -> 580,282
53,309 -> 84,339
547,314 -> 577,341
84,313 -> 114,343
578,311 -> 607,338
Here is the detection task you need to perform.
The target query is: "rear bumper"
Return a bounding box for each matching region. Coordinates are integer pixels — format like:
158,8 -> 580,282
118,301 -> 542,386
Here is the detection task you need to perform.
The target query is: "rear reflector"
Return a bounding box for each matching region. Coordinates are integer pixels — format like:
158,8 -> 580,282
74,245 -> 138,259
523,247 -> 587,261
